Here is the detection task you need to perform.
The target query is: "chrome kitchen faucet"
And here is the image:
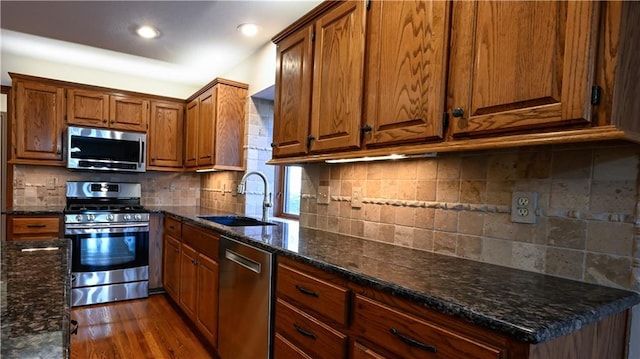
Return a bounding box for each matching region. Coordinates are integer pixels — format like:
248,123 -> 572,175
237,171 -> 272,222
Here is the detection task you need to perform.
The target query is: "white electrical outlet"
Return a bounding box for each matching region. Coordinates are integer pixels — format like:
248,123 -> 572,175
351,187 -> 362,208
317,186 -> 330,204
511,191 -> 537,224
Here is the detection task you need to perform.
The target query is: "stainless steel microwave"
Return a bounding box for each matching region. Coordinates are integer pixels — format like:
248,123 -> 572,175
67,126 -> 146,172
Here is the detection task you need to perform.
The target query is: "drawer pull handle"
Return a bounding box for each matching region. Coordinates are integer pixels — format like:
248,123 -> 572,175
390,328 -> 437,353
26,224 -> 47,228
295,284 -> 319,298
294,323 -> 317,340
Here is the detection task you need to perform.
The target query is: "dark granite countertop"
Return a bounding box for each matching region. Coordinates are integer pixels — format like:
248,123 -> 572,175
2,206 -> 65,215
1,238 -> 72,358
157,205 -> 640,344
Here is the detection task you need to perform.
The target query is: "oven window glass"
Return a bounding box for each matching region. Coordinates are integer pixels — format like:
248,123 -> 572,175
70,136 -> 140,162
72,231 -> 149,272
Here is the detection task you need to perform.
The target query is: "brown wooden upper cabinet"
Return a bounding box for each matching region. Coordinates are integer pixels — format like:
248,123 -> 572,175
67,88 -> 150,132
448,1 -> 599,137
363,0 -> 450,146
11,77 -> 65,163
148,100 -> 184,169
184,79 -> 247,171
273,0 -> 366,157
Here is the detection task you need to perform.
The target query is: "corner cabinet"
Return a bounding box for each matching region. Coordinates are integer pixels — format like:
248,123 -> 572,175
67,88 -> 150,132
10,77 -> 65,164
448,1 -> 599,136
273,0 -> 366,157
148,100 -> 184,169
184,79 -> 247,171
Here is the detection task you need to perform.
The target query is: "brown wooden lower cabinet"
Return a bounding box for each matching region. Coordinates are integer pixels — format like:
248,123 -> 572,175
7,215 -> 62,241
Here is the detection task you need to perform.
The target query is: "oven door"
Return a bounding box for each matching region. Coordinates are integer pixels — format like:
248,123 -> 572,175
66,223 -> 149,273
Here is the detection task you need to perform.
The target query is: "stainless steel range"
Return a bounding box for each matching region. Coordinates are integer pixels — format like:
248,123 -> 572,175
64,181 -> 149,307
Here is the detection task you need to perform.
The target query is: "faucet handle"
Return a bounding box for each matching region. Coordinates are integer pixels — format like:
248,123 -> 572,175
237,183 -> 245,194
264,192 -> 273,208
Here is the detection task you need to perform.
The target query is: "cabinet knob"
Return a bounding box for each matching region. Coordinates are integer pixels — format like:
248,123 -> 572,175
151,157 -> 156,161
306,135 -> 315,149
270,142 -> 277,148
110,119 -> 115,124
361,124 -> 372,133
103,119 -> 108,123
452,108 -> 464,118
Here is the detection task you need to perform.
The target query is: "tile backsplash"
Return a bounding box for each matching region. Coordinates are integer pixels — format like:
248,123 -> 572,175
299,141 -> 640,291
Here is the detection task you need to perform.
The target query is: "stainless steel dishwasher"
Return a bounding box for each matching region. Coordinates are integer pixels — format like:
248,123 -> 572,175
218,236 -> 274,359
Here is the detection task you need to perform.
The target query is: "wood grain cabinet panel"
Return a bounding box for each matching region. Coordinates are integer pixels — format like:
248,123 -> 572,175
363,0 -> 450,146
148,100 -> 184,169
352,295 -> 504,359
195,254 -> 219,347
12,79 -> 65,162
179,244 -> 198,319
67,88 -> 149,132
7,215 -> 62,241
163,233 -> 181,301
184,98 -> 199,168
448,1 -> 600,136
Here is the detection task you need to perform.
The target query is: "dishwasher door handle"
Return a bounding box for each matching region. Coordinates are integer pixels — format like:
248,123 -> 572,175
225,249 -> 262,274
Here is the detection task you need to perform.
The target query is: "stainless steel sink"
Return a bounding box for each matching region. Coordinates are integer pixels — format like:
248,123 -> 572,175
198,215 -> 276,227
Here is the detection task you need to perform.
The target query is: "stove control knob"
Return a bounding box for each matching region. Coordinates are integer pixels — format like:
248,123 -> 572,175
87,214 -> 96,221
134,214 -> 142,221
75,215 -> 83,222
123,214 -> 132,221
106,214 -> 115,221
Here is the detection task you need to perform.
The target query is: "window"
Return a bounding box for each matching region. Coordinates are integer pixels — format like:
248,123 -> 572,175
275,165 -> 302,219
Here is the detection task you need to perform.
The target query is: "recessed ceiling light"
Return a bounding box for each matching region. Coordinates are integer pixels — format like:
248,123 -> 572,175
237,23 -> 259,37
136,25 -> 159,39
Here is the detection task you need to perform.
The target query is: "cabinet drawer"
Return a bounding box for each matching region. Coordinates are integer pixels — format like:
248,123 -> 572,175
275,299 -> 348,359
352,295 -> 504,359
182,223 -> 219,260
10,217 -> 60,234
274,333 -> 313,359
164,216 -> 182,237
277,263 -> 349,326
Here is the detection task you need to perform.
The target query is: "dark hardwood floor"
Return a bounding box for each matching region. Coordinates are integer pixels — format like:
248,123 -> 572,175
70,294 -> 215,359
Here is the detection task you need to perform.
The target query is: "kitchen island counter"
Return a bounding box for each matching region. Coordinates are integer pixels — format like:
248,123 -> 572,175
1,238 -> 72,358
158,206 -> 640,345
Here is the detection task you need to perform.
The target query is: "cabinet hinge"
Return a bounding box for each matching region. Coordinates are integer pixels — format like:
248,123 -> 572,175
366,0 -> 371,10
443,112 -> 450,133
591,85 -> 602,105
311,31 -> 316,42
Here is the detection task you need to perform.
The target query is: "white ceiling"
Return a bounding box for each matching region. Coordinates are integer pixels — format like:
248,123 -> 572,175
0,1 -> 321,92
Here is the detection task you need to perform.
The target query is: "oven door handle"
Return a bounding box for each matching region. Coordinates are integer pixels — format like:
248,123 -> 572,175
65,223 -> 149,234
66,223 -> 149,229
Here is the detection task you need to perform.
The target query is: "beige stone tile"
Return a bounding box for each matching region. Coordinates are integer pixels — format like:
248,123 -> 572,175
513,179 -> 551,209
592,147 -> 638,181
436,180 -> 460,202
397,180 -> 417,200
395,207 -> 416,227
366,180 -> 381,198
458,211 -> 484,236
367,162 -> 383,180
327,201 -> 340,217
433,231 -> 457,255
350,220 -> 364,238
457,234 -> 482,260
434,209 -> 457,232
549,179 -> 590,211
413,228 -> 434,251
316,215 -> 328,231
380,179 -> 399,199
512,242 -> 545,272
417,159 -> 438,180
590,180 -> 636,214
460,180 -> 486,204
516,150 -> 552,179
364,204 -> 381,222
341,164 -> 357,181
485,180 -> 514,206
394,226 -> 415,247
487,153 -> 518,180
416,180 -> 436,201
551,149 -> 593,179
339,201 -> 352,219
547,218 -> 587,250
415,208 -> 435,229
340,180 -> 354,197
586,221 -> 634,256
379,224 -> 395,243
397,160 -> 418,180
481,237 -> 513,267
513,217 -> 547,244
380,205 -> 397,224
585,253 -> 632,289
460,155 -> 487,180
437,156 -> 461,180
327,216 -> 339,231
382,162 -> 400,180
330,166 -> 341,180
545,247 -> 584,280
483,213 -> 514,240
364,222 -> 380,240
339,218 -> 351,234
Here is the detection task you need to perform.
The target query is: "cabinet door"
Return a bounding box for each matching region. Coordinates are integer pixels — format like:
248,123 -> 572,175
273,25 -> 314,158
214,84 -> 246,171
309,0 -> 366,153
149,100 -> 184,168
185,98 -> 199,168
448,1 -> 600,136
363,0 -> 449,146
67,88 -> 110,127
163,234 -> 181,301
197,89 -> 215,166
196,254 -> 219,348
13,80 -> 65,161
179,244 -> 198,319
109,95 -> 149,132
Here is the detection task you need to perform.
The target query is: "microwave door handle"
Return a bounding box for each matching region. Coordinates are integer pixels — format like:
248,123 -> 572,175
138,138 -> 144,166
